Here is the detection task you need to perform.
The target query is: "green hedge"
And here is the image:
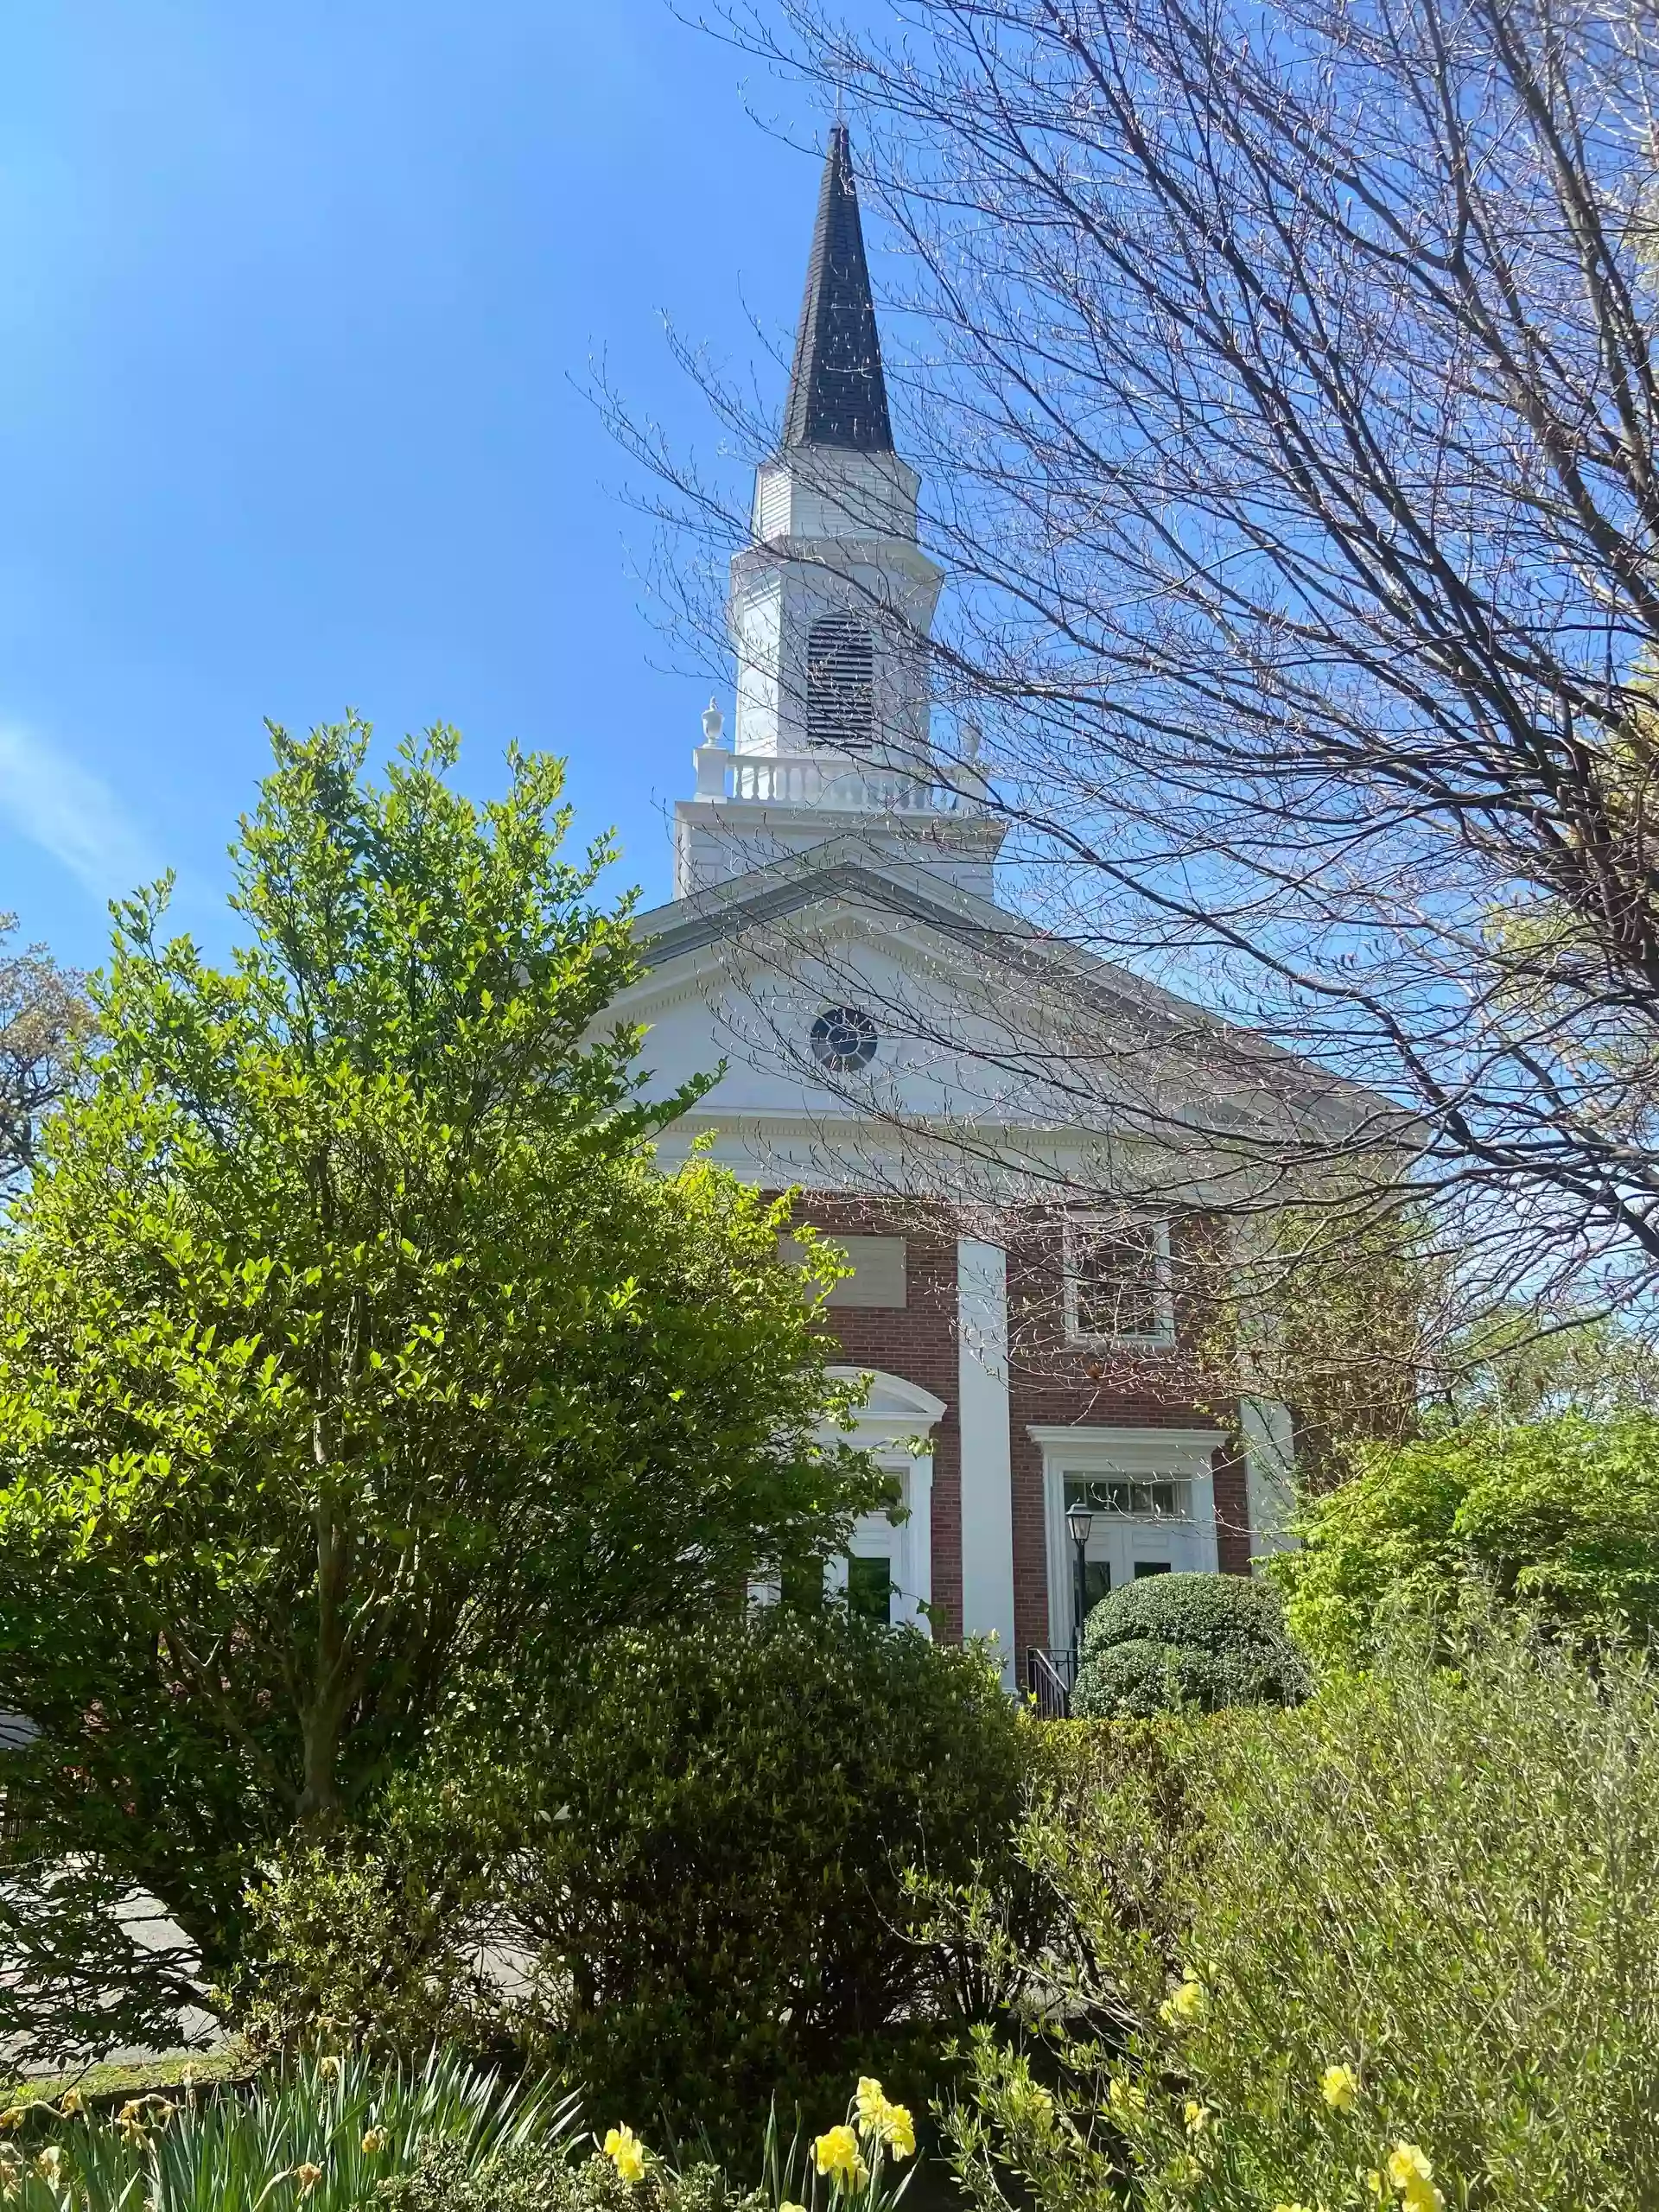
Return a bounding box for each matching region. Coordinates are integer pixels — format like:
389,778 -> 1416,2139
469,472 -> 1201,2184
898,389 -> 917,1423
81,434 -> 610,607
950,1637 -> 1659,2209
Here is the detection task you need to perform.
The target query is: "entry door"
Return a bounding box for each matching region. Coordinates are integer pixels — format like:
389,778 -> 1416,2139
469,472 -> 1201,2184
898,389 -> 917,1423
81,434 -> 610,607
831,1452 -> 934,1634
1077,1521 -> 1192,1636
1099,1519 -> 1185,1586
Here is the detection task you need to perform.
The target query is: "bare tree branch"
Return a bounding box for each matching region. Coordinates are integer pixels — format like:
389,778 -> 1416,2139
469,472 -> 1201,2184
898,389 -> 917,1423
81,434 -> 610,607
609,0 -> 1659,1381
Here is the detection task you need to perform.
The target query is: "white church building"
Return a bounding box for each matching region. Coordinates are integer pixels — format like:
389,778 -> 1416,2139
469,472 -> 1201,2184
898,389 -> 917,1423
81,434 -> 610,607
612,127 -> 1335,1697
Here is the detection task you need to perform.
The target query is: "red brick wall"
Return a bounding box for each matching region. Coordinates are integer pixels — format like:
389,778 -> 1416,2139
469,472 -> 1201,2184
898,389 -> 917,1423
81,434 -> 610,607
1003,1215 -> 1251,1657
1212,1444 -> 1254,1576
778,1198 -> 1255,1656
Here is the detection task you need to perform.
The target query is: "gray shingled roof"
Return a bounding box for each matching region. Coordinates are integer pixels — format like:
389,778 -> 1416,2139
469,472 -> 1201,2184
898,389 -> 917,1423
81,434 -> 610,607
781,124 -> 894,453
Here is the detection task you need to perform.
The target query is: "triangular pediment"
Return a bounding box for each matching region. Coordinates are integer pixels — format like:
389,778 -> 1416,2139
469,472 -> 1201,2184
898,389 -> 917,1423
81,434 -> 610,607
612,839 -> 1394,1198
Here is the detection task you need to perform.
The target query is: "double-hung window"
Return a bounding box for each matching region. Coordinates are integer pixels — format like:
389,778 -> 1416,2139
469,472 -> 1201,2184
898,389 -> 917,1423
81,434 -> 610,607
1064,1216 -> 1175,1346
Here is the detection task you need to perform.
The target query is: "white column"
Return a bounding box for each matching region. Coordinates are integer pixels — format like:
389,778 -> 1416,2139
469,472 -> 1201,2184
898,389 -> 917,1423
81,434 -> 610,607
957,1238 -> 1017,1687
900,1452 -> 934,1632
1240,1395 -> 1297,1563
1189,1457 -> 1222,1573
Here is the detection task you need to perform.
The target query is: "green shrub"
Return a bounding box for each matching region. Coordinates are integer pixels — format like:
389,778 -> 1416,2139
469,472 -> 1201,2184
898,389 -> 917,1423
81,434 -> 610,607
916,1714 -> 1202,2039
1274,1412 -> 1659,1668
948,1634 -> 1659,2210
379,2145 -> 748,2212
507,1606 -> 1027,2157
1071,1571 -> 1310,1717
235,1831 -> 503,2061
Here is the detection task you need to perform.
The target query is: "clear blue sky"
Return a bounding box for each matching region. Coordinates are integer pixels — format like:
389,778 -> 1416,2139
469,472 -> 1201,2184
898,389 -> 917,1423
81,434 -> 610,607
0,3 -> 839,970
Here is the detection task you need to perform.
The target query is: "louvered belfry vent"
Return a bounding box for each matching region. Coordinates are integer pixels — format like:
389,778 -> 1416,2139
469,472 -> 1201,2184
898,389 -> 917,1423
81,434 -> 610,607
807,615 -> 875,750
783,125 -> 894,453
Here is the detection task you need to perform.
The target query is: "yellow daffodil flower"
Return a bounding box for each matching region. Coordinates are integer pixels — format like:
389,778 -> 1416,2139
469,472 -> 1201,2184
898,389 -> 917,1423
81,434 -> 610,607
814,2124 -> 867,2189
317,2056 -> 343,2082
295,2164 -> 323,2197
1183,2099 -> 1211,2136
362,2126 -> 388,2155
34,2149 -> 64,2185
881,2102 -> 916,2159
57,2089 -> 84,2117
1107,2076 -> 1147,2117
1319,2063 -> 1360,2113
850,2080 -> 915,2158
603,2126 -> 648,2185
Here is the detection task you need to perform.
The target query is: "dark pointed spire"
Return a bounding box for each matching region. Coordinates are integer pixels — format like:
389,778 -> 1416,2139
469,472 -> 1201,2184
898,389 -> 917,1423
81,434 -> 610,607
781,124 -> 894,453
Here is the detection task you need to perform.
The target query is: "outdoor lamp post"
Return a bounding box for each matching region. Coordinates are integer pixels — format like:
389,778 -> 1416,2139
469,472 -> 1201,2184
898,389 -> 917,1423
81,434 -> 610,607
1065,1501 -> 1095,1659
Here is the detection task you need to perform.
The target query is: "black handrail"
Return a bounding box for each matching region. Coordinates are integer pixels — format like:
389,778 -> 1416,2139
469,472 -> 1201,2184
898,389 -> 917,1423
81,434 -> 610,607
1026,1646 -> 1076,1719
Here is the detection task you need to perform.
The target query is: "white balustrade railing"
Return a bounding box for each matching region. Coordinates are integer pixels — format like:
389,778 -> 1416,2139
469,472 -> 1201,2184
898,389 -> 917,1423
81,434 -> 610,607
693,744 -> 973,814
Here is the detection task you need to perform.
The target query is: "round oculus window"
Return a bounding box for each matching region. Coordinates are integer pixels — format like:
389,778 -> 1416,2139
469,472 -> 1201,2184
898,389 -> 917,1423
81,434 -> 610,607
810,1004 -> 879,1073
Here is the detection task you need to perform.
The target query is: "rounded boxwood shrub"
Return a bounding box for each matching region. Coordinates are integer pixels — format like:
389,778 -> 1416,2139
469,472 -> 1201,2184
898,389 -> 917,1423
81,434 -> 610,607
1071,1571 -> 1311,1719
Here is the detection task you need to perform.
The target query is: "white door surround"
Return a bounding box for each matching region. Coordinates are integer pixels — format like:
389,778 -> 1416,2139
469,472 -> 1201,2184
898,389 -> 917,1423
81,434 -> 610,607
822,1366 -> 946,1633
1028,1424 -> 1227,1651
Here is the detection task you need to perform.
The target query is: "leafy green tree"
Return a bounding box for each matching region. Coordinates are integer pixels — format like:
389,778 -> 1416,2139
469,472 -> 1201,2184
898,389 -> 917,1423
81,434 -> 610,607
0,716 -> 877,2059
1274,1414 -> 1659,1670
0,911 -> 93,1196
1433,1304 -> 1659,1426
1196,1196 -> 1433,1491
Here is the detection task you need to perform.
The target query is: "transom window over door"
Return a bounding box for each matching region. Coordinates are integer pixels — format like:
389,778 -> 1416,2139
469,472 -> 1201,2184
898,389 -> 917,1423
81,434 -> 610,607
1064,1475 -> 1192,1520
1065,1216 -> 1174,1344
807,614 -> 875,750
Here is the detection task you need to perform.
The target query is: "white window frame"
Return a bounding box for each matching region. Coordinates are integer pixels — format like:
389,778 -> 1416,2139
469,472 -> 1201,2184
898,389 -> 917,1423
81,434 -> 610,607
1063,1473 -> 1195,1521
1063,1213 -> 1176,1347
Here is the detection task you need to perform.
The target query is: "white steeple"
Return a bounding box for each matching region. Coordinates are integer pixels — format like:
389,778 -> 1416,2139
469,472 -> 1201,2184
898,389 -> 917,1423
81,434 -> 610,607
674,125 -> 1005,901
